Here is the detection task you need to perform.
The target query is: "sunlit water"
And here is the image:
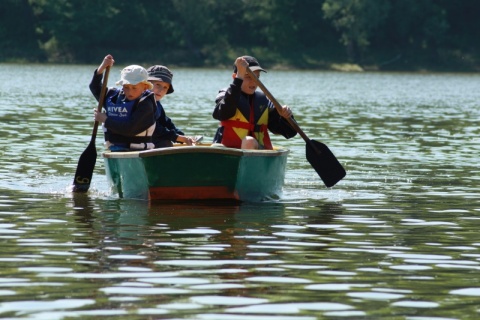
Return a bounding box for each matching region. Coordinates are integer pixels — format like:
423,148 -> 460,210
0,63 -> 479,319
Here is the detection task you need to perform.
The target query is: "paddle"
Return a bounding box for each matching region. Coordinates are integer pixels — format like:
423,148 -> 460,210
72,66 -> 110,192
246,67 -> 346,187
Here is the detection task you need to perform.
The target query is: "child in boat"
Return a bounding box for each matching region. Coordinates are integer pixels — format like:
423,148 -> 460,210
212,55 -> 296,149
146,65 -> 197,148
90,54 -> 156,151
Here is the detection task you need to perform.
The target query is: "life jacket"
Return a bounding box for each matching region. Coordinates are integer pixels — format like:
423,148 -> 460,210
220,93 -> 273,149
103,89 -> 156,150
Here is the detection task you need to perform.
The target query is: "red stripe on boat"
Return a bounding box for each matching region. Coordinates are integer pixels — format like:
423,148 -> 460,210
149,186 -> 239,200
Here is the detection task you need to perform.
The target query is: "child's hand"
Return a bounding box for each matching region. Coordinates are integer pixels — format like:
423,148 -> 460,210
94,109 -> 107,123
234,57 -> 248,79
279,105 -> 293,119
177,135 -> 195,146
98,54 -> 114,74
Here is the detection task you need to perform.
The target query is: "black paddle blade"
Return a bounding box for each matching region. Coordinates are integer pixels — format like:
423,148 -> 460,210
306,139 -> 346,188
72,141 -> 97,192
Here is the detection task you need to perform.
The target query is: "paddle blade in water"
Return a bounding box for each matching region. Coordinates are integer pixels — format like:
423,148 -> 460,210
72,141 -> 97,192
306,139 -> 346,187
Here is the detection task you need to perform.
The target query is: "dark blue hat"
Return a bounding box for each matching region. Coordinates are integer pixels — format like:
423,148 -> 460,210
233,56 -> 267,73
146,65 -> 174,94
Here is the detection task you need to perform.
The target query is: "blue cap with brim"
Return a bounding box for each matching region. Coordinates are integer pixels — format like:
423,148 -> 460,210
146,65 -> 174,94
233,56 -> 267,73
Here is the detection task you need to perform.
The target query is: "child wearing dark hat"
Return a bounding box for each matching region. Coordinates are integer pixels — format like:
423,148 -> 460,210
146,65 -> 197,148
212,55 -> 296,149
90,54 -> 157,151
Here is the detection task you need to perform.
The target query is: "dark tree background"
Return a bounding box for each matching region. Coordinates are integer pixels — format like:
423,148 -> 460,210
1,0 -> 479,71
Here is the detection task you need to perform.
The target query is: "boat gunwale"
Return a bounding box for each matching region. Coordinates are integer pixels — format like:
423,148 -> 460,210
102,144 -> 290,159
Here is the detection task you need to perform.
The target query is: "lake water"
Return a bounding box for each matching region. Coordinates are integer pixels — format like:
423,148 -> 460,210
0,63 -> 479,319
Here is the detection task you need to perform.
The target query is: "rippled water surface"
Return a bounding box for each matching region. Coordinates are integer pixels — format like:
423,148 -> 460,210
0,64 -> 479,319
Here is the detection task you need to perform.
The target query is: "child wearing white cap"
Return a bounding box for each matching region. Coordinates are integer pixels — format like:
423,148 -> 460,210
89,54 -> 156,151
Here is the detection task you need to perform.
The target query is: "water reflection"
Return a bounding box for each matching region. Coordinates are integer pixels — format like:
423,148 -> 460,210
70,195 -> 291,268
0,188 -> 479,318
62,195 -> 354,318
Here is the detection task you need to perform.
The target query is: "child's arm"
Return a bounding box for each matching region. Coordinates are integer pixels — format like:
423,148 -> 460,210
176,135 -> 196,145
212,78 -> 243,120
89,55 -> 114,102
97,54 -> 114,75
267,104 -> 297,139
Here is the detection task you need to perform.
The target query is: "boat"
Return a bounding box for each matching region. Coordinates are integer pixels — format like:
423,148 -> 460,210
102,144 -> 289,202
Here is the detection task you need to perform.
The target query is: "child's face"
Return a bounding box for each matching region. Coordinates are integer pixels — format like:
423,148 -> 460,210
150,80 -> 170,101
240,70 -> 260,95
122,83 -> 148,101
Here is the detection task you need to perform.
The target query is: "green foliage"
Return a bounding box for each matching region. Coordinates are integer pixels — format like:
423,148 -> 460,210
0,0 -> 44,62
0,0 -> 478,71
322,0 -> 390,62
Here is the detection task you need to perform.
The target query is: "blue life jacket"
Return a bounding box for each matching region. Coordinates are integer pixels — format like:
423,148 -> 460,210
103,89 -> 156,151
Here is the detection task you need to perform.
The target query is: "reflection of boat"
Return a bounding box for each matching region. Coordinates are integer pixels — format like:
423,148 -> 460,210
102,144 -> 289,202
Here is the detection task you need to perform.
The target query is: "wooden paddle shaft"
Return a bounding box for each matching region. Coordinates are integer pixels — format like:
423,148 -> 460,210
91,66 -> 111,142
245,67 -> 310,143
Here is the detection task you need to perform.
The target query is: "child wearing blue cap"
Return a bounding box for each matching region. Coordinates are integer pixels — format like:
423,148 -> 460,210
146,65 -> 198,148
212,55 -> 296,149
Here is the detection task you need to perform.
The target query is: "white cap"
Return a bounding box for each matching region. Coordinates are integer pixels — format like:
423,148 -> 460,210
115,65 -> 153,89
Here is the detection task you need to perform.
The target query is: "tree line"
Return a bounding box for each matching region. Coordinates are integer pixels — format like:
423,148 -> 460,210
2,0 -> 479,71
